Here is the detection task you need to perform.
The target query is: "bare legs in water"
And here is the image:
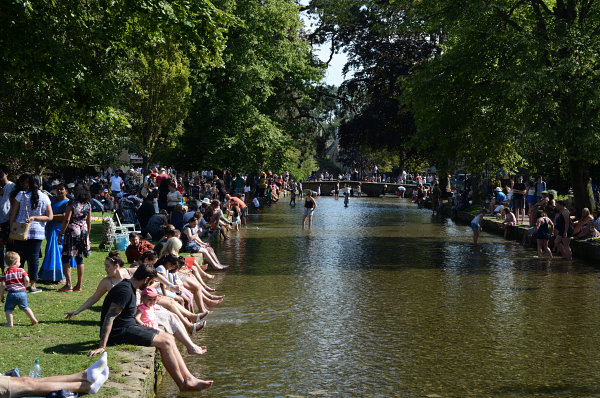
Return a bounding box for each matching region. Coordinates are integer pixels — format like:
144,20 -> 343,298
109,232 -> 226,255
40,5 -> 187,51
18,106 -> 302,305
151,332 -> 213,391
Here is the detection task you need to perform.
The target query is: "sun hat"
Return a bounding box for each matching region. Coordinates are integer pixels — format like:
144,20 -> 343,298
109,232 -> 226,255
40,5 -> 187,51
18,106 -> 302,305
141,286 -> 159,297
201,198 -> 211,205
495,187 -> 502,192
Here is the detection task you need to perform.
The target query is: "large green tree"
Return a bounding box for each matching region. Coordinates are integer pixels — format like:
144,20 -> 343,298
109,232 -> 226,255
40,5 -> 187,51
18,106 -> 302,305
0,0 -> 230,171
176,0 -> 324,173
407,0 -> 600,211
305,0 -> 436,172
122,43 -> 192,171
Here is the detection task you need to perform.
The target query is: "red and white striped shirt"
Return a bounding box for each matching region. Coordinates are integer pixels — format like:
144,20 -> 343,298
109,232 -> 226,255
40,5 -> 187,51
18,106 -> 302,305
1,266 -> 28,292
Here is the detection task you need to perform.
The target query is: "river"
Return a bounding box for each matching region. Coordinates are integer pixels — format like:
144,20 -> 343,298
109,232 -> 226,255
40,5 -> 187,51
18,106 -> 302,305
157,197 -> 600,397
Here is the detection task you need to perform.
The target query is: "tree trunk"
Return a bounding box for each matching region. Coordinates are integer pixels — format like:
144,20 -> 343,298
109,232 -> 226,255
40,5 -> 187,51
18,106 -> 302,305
142,155 -> 150,174
471,172 -> 486,206
569,159 -> 595,213
437,168 -> 451,199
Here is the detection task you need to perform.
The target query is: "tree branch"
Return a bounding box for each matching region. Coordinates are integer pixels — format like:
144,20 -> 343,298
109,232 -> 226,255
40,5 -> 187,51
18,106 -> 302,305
538,0 -> 552,14
530,0 -> 549,39
580,0 -> 596,23
323,35 -> 337,66
493,6 -> 524,31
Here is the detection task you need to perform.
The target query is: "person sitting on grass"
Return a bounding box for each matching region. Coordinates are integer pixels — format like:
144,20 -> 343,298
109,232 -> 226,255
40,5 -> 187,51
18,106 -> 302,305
155,254 -> 195,313
136,286 -> 160,329
489,187 -> 507,214
158,244 -> 224,313
0,252 -> 38,327
125,232 -> 154,264
572,207 -> 594,237
89,263 -> 213,392
135,285 -> 207,354
0,352 -> 109,397
66,251 -> 207,349
180,220 -> 229,270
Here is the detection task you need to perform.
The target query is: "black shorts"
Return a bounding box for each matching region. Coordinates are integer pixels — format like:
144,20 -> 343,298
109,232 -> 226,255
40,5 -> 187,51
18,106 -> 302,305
513,196 -> 525,209
107,324 -> 160,347
62,254 -> 84,265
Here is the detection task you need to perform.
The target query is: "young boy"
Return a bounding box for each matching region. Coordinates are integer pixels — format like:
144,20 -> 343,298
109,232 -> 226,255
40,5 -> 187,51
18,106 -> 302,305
0,251 -> 38,327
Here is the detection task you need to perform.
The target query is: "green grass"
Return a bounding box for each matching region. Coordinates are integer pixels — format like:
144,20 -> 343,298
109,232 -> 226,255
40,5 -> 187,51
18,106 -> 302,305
465,204 -> 484,215
0,217 -> 130,391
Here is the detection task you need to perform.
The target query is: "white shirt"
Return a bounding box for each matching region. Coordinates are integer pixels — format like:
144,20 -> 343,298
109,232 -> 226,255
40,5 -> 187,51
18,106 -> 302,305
110,176 -> 123,191
167,191 -> 182,207
0,181 -> 15,223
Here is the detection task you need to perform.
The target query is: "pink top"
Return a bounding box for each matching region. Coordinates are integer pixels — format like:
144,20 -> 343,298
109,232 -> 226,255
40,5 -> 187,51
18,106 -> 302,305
137,303 -> 158,329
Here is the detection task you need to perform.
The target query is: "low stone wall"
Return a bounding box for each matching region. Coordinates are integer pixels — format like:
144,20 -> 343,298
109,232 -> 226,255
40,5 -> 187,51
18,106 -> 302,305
302,181 -> 418,197
453,207 -> 600,261
104,346 -> 164,398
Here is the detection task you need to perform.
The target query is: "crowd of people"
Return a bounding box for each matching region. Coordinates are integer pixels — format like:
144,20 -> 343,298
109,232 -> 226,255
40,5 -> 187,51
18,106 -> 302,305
467,175 -> 600,260
2,162 -> 600,395
390,169 -> 598,260
0,164 -> 280,395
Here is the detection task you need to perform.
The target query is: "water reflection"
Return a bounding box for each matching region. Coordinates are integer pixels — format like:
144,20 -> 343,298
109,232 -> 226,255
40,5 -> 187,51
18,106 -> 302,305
157,197 -> 600,397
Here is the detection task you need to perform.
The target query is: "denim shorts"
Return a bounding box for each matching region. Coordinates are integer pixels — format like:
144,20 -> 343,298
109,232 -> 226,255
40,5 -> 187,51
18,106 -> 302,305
303,208 -> 315,216
4,291 -> 28,312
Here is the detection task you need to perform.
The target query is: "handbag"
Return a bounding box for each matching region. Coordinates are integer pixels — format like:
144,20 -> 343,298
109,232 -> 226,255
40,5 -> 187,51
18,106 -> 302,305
9,195 -> 30,241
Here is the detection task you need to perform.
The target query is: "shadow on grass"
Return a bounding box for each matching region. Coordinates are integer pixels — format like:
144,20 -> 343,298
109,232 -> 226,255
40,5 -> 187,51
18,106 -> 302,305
44,319 -> 99,326
44,340 -> 97,355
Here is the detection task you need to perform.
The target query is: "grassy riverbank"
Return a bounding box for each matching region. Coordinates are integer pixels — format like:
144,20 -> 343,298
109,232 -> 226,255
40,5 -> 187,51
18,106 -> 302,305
0,215 -> 137,397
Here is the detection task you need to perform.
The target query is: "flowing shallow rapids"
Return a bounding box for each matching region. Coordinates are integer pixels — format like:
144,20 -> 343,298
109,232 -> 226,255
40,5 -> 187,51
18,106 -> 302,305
157,197 -> 600,397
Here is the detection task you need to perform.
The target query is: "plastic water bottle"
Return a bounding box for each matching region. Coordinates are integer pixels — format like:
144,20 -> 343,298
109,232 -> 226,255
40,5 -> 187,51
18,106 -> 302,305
29,359 -> 41,378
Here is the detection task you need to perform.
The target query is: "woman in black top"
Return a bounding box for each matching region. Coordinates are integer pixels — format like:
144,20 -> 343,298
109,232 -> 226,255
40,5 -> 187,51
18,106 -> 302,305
302,192 -> 317,229
534,210 -> 554,259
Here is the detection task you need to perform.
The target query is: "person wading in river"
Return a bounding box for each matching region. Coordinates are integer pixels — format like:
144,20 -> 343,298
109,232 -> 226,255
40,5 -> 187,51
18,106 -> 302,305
302,191 -> 317,229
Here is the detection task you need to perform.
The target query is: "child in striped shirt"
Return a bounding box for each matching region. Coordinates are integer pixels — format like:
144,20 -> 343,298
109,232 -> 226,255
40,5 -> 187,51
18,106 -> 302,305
0,251 -> 38,327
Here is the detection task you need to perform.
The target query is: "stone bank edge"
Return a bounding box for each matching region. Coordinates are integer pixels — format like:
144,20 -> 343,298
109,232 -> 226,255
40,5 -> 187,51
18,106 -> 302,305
103,344 -> 165,397
455,209 -> 600,261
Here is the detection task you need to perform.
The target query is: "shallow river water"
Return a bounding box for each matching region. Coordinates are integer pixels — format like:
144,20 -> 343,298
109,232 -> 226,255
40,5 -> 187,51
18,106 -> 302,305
158,197 -> 600,397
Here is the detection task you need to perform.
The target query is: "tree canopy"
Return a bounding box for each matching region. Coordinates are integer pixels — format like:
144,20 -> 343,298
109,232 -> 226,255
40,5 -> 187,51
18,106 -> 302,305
406,0 -> 600,210
0,0 -> 231,172
304,0 -> 600,209
174,0 -> 325,176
